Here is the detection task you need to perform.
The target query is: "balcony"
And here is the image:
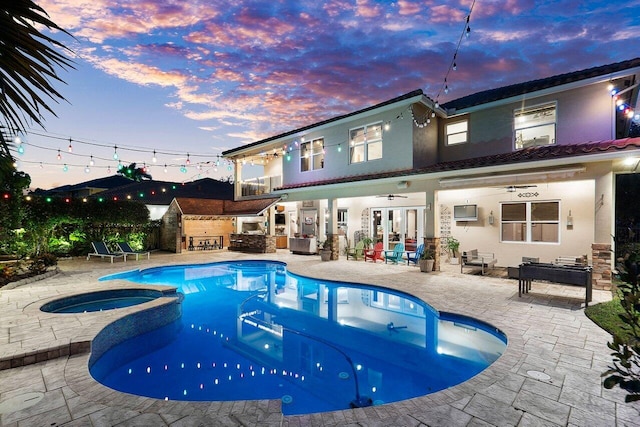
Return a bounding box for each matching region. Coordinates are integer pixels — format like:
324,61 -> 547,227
241,175 -> 282,197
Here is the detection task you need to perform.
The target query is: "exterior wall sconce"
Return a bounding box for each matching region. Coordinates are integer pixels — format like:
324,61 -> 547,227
488,210 -> 494,225
567,210 -> 573,228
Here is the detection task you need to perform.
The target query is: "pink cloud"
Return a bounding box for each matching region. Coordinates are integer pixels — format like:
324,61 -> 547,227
397,0 -> 422,15
356,0 -> 382,18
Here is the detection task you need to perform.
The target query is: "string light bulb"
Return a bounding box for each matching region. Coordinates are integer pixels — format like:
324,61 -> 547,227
113,146 -> 119,160
152,150 -> 157,163
62,164 -> 68,172
57,149 -> 62,160
89,155 -> 95,166
186,153 -> 191,165
68,138 -> 73,152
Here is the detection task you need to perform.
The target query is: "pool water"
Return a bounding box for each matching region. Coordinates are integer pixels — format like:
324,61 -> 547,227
93,261 -> 507,415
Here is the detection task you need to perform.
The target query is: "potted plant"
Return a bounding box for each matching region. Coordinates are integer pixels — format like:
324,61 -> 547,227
319,239 -> 332,261
362,237 -> 373,249
419,247 -> 435,273
446,236 -> 460,264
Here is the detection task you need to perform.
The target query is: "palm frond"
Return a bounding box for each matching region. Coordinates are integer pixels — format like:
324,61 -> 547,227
0,0 -> 75,133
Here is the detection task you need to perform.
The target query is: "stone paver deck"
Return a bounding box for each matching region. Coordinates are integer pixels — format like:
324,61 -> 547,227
1,250 -> 638,426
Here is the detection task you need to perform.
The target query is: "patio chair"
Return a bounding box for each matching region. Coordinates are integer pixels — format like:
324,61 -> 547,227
364,242 -> 384,263
346,240 -> 365,260
384,243 -> 405,264
117,242 -> 151,261
87,242 -> 125,263
405,243 -> 424,266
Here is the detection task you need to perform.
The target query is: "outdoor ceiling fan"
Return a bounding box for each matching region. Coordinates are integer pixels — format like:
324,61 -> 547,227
498,185 -> 538,193
377,194 -> 408,200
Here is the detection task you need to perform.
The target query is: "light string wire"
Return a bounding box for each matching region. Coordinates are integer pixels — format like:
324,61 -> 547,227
433,0 -> 477,105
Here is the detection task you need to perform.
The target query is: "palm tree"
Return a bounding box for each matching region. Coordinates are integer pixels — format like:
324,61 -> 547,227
0,0 -> 74,177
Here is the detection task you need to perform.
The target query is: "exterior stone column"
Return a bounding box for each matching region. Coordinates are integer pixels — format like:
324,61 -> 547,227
424,237 -> 440,272
327,233 -> 340,260
591,243 -> 612,291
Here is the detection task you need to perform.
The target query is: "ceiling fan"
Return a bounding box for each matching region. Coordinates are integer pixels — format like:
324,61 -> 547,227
377,194 -> 408,200
498,185 -> 538,193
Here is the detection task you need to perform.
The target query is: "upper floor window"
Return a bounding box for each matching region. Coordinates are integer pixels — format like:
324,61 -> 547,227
350,123 -> 382,164
501,201 -> 559,243
514,103 -> 556,149
446,120 -> 468,145
301,138 -> 324,172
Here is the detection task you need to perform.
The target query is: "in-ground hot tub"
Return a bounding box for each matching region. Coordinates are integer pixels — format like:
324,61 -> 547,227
40,288 -> 169,313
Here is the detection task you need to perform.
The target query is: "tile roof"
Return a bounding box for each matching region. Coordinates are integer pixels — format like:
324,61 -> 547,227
222,89 -> 425,156
276,137 -> 640,190
174,197 -> 279,216
442,57 -> 640,111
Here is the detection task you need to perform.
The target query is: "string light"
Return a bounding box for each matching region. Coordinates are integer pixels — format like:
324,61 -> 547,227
152,150 -> 157,163
57,149 -> 62,160
186,153 -> 191,165
67,138 -> 73,152
434,0 -> 476,104
90,155 -> 95,166
113,146 -> 119,160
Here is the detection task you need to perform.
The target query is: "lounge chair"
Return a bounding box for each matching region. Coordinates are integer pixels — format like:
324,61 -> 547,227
384,243 -> 405,264
346,240 -> 365,260
364,242 -> 384,263
87,242 -> 125,263
405,243 -> 424,266
117,242 -> 151,261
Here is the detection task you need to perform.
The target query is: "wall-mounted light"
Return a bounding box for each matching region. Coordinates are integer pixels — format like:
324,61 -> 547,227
488,210 -> 494,225
567,210 -> 573,228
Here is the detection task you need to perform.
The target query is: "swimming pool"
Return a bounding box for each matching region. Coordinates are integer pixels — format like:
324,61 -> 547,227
93,260 -> 507,415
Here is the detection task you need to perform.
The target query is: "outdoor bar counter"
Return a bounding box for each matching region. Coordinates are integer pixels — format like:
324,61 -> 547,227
228,233 -> 276,253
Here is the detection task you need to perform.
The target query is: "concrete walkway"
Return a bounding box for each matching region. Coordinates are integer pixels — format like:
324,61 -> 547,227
0,250 -> 638,426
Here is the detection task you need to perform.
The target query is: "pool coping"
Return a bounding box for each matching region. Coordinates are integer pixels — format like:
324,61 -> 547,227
0,283 -> 180,371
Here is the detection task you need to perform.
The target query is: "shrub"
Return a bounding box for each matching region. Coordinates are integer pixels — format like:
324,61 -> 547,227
27,253 -> 58,275
603,248 -> 640,402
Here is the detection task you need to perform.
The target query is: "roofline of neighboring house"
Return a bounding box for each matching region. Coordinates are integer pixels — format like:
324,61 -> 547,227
222,89 -> 433,157
272,137 -> 640,192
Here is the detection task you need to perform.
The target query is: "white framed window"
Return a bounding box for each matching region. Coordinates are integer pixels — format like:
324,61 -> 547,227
300,138 -> 324,172
349,122 -> 382,164
446,120 -> 468,145
514,102 -> 556,149
500,201 -> 559,243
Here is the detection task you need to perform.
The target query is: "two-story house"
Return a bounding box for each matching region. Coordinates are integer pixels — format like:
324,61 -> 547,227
222,57 -> 640,288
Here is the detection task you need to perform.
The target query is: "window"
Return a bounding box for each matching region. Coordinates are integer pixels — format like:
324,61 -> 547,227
350,123 -> 382,163
501,201 -> 559,243
514,103 -> 556,149
446,120 -> 468,145
300,138 -> 324,172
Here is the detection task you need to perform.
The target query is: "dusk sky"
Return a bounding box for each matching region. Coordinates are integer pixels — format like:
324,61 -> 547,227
14,0 -> 640,189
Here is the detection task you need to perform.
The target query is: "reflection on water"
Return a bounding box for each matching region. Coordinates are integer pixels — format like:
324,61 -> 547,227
95,261 -> 506,415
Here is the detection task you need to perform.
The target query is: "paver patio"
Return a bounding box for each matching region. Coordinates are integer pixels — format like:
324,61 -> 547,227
1,250 -> 638,426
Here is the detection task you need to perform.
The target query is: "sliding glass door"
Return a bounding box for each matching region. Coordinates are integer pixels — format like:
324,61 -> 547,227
371,206 -> 424,251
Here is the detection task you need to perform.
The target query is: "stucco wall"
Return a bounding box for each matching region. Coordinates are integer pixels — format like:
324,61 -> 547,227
280,105 -> 415,187
436,180 -> 596,267
439,81 -> 614,163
